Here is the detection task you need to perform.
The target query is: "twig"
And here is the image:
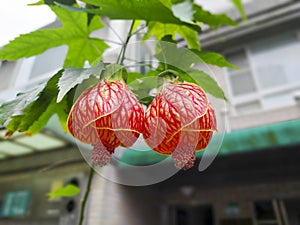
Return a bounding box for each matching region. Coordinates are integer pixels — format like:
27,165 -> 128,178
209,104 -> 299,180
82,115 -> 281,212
104,19 -> 125,44
117,20 -> 136,65
78,167 -> 94,225
131,24 -> 147,36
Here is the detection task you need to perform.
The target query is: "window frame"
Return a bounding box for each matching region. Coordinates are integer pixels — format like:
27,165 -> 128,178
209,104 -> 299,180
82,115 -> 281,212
224,30 -> 300,116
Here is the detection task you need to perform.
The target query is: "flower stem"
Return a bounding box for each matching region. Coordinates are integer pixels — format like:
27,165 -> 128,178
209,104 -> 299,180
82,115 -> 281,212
78,167 -> 94,225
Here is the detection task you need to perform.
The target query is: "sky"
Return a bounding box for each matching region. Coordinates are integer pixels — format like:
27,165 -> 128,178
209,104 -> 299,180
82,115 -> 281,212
0,0 -> 249,47
0,0 -> 55,46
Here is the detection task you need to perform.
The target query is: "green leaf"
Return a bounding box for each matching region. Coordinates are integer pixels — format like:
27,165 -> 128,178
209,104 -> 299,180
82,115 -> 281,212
155,41 -> 236,70
59,0 -> 201,31
5,71 -> 71,135
47,184 -> 80,199
192,50 -> 239,69
157,0 -> 236,28
48,0 -> 76,5
31,0 -> 76,5
57,1 -> 237,32
23,97 -> 68,134
144,22 -> 200,50
188,69 -> 227,100
127,70 -> 159,101
159,0 -> 171,8
57,63 -> 104,102
193,5 -> 237,28
230,0 -> 247,21
0,84 -> 45,126
28,0 -> 44,6
171,0 -> 195,24
139,96 -> 155,106
131,20 -> 142,35
103,64 -> 127,81
0,6 -> 108,68
79,0 -> 185,23
127,72 -> 144,84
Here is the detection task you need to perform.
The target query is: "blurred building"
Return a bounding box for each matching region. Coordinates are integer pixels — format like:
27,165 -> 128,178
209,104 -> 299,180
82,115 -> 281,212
0,0 -> 300,225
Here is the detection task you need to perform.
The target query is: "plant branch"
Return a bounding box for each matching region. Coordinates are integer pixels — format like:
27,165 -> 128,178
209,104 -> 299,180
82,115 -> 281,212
78,167 -> 95,225
100,38 -> 123,45
131,24 -> 147,36
103,19 -> 125,44
117,20 -> 136,65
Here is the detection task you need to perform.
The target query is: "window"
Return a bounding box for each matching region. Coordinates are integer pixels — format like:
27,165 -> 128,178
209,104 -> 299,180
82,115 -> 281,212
254,201 -> 277,221
0,60 -> 17,91
170,204 -> 214,225
17,46 -> 68,91
250,33 -> 300,88
226,32 -> 300,115
253,200 -> 287,225
30,46 -> 67,79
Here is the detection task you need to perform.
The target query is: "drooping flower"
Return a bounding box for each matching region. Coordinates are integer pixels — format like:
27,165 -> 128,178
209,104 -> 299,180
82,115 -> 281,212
67,79 -> 144,166
143,82 -> 217,170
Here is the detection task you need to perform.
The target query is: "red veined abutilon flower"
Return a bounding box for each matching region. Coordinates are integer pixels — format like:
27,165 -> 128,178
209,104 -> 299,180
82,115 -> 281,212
67,79 -> 145,166
143,82 -> 217,170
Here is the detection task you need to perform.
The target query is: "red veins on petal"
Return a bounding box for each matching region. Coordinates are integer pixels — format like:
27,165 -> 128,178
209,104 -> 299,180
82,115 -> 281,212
67,79 -> 144,166
143,82 -> 217,170
195,104 -> 217,150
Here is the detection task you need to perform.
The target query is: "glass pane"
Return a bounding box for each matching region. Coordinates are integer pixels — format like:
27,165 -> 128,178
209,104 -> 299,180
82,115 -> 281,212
258,223 -> 277,225
262,91 -> 296,109
30,45 -> 67,79
254,201 -> 276,220
235,101 -> 261,115
220,218 -> 253,225
250,33 -> 300,90
0,61 -> 16,90
0,142 -> 33,156
226,49 -> 249,71
229,70 -> 257,96
14,133 -> 66,151
255,65 -> 286,89
176,208 -> 188,225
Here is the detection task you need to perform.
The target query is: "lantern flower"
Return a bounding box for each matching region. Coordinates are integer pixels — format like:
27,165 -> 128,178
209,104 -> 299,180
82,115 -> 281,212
143,82 -> 217,170
67,78 -> 145,167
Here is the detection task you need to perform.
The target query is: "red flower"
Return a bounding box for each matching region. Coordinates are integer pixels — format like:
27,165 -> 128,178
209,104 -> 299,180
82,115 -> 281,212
143,82 -> 217,170
67,79 -> 144,166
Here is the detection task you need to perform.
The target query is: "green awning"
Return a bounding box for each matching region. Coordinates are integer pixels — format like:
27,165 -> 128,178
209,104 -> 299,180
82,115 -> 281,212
120,119 -> 300,165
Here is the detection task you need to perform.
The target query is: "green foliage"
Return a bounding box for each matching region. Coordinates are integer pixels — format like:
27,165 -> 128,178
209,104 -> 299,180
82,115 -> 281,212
191,50 -> 239,70
57,63 -> 104,102
0,0 -> 242,135
2,71 -> 70,135
155,41 -> 237,71
171,0 -> 195,24
72,0 -> 190,24
187,69 -> 227,100
193,5 -> 237,28
230,0 -> 247,21
103,64 -> 128,81
127,70 -> 159,105
0,85 -> 45,126
0,5 -> 108,68
47,184 -> 80,199
143,22 -> 200,50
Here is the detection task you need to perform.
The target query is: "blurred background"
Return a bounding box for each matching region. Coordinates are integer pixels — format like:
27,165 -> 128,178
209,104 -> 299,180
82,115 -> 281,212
0,0 -> 300,225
